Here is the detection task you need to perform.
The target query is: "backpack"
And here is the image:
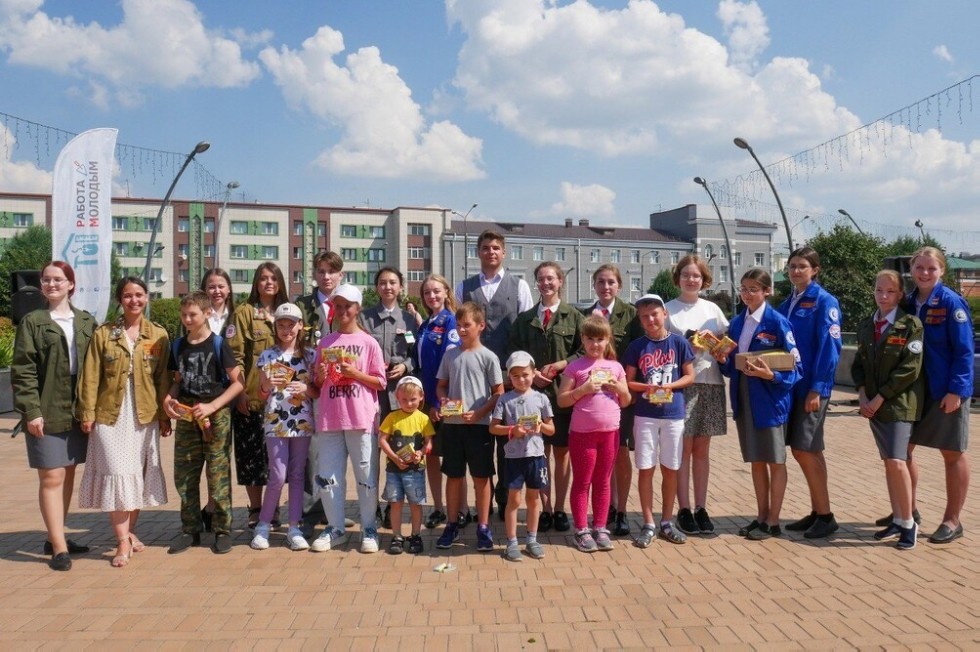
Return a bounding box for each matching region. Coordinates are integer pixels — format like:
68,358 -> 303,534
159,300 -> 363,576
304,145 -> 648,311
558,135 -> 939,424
171,333 -> 231,388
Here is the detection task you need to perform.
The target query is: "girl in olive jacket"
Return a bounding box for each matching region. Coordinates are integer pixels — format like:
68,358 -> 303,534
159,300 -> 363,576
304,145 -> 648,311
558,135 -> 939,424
851,269 -> 925,549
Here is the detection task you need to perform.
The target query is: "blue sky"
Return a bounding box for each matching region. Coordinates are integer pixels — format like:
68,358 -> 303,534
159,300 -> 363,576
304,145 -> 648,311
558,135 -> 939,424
1,0 -> 978,252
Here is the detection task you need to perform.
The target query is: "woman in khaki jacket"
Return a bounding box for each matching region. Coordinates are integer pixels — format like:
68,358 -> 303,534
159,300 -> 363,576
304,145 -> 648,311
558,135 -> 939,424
12,261 -> 97,571
77,276 -> 171,567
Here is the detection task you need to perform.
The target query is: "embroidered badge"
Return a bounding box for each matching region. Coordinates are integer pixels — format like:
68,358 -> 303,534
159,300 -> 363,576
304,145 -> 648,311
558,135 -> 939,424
225,325 -> 236,338
785,331 -> 796,346
828,307 -> 840,322
907,340 -> 923,354
954,309 -> 968,323
829,324 -> 841,340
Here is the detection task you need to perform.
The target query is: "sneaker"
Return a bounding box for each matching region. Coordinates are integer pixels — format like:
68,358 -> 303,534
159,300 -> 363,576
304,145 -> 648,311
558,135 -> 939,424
525,540 -> 545,559
425,510 -> 447,529
804,515 -> 840,539
456,510 -> 473,529
676,508 -> 699,535
694,507 -> 715,533
594,528 -> 614,551
382,504 -> 392,530
658,522 -> 687,545
575,529 -> 598,553
876,509 -> 922,527
168,532 -> 200,554
634,524 -> 656,549
897,523 -> 918,550
436,523 -> 460,549
504,541 -> 522,562
874,522 -> 903,541
250,523 -> 271,550
539,511 -> 554,532
388,535 -> 405,555
407,534 -> 424,554
613,511 -> 630,536
785,511 -> 817,532
476,525 -> 494,552
212,533 -> 232,554
310,527 -> 348,552
553,510 -> 571,532
747,523 -> 781,541
287,527 -> 310,551
360,528 -> 380,554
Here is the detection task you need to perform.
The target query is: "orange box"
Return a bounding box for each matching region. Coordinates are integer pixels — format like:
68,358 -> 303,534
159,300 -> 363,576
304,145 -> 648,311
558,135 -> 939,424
734,351 -> 796,372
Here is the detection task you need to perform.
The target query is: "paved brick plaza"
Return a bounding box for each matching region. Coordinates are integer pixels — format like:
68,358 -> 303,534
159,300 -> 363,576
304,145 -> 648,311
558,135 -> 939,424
0,390 -> 977,649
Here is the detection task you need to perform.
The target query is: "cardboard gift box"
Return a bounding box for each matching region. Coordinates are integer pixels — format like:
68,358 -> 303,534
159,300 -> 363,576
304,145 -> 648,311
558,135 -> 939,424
734,350 -> 797,372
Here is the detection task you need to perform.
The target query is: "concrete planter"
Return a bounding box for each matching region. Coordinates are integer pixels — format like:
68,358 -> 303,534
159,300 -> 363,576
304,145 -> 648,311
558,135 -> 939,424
0,369 -> 12,413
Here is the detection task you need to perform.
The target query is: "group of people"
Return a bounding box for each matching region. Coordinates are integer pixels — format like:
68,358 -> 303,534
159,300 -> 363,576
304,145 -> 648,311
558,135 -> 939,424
11,231 -> 971,569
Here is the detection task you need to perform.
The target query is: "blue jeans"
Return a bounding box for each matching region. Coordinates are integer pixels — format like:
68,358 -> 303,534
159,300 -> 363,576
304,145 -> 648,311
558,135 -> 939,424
384,469 -> 427,504
315,430 -> 379,533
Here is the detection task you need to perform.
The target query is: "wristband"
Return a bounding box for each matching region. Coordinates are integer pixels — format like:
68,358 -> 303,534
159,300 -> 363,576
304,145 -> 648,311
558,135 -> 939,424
508,425 -> 515,440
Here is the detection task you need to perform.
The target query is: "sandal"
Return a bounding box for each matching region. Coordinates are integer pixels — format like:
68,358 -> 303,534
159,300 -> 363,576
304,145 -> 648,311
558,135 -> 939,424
247,506 -> 261,529
129,534 -> 146,553
111,539 -> 132,568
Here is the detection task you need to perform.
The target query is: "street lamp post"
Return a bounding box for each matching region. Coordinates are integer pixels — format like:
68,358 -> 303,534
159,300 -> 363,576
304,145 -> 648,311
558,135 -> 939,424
693,176 -> 738,316
914,219 -> 926,243
214,180 -> 240,270
733,137 -> 793,253
791,214 -> 811,240
451,203 -> 478,278
837,208 -> 866,236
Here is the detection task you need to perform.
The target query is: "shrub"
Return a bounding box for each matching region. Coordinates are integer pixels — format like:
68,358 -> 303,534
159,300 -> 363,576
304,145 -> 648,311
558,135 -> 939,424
150,298 -> 183,341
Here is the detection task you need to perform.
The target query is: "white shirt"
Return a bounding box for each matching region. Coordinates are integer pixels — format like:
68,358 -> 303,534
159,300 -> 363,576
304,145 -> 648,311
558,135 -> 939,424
208,307 -> 229,336
737,303 -> 767,356
666,297 -> 729,385
51,311 -> 77,375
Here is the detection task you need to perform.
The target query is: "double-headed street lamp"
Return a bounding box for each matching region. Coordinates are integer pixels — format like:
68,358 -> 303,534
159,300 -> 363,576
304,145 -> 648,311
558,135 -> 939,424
214,180 -> 240,270
914,219 -> 926,242
733,137 -> 793,253
693,176 -> 738,316
837,208 -> 866,236
451,203 -> 478,278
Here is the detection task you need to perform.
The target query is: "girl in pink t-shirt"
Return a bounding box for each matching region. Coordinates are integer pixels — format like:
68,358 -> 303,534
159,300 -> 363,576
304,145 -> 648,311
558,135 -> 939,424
557,316 -> 631,553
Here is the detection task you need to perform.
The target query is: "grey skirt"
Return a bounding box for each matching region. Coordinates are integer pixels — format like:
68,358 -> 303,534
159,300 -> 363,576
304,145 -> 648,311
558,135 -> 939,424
25,424 -> 87,469
734,377 -> 786,464
682,383 -> 727,437
870,419 -> 913,460
911,398 -> 970,452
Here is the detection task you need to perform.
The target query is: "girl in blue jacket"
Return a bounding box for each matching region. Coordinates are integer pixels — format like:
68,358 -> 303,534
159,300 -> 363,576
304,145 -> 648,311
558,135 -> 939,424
716,268 -> 802,541
778,247 -> 842,539
903,247 -> 973,544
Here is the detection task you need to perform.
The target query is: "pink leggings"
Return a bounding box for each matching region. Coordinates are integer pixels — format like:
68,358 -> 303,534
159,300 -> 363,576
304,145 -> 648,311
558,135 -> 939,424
568,430 -> 618,530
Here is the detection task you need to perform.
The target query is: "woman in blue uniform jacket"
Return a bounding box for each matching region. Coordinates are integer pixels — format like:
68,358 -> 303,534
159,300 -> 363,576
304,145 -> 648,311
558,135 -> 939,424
778,247 -> 843,539
902,246 -> 973,544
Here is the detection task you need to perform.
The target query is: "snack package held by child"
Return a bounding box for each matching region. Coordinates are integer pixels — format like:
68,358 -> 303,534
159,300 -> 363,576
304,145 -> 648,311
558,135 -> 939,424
691,330 -> 737,357
440,399 -> 464,417
173,402 -> 214,441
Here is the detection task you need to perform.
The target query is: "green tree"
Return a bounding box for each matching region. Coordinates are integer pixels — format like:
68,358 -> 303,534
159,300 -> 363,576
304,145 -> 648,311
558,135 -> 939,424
648,269 -> 680,302
149,297 -> 183,340
806,225 -> 885,331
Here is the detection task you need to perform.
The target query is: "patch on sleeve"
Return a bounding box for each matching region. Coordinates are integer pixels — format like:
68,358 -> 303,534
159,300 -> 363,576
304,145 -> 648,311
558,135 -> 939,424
785,331 -> 796,346
829,307 -> 840,323
225,325 -> 236,338
448,329 -> 460,344
829,324 -> 841,340
954,309 -> 968,323
790,347 -> 801,363
907,340 -> 923,354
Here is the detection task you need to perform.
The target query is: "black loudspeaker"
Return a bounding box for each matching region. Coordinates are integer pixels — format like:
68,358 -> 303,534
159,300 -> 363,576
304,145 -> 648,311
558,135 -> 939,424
882,256 -> 914,294
10,270 -> 45,325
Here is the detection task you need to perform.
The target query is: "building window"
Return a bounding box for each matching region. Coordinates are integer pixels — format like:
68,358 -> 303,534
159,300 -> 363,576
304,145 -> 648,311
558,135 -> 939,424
532,246 -> 544,261
409,247 -> 427,260
649,251 -> 660,264
511,246 -> 523,260
293,246 -> 303,259
341,225 -> 357,238
293,221 -> 303,236
262,246 -> 277,259
204,245 -> 215,258
229,221 -> 248,235
367,248 -> 386,262
370,226 -> 385,239
9,213 -> 31,227
631,277 -> 641,292
341,248 -> 358,261
112,216 -> 129,231
114,242 -> 129,256
230,245 -> 247,259
733,251 -> 742,265
703,244 -> 713,259
262,222 -> 278,236
293,271 -> 304,284
720,267 -> 729,283
610,249 -> 621,264
466,244 -> 477,259
408,270 -> 427,282
630,250 -> 640,264
755,253 -> 765,266
317,223 -> 326,237
719,245 -> 728,260
178,244 -> 189,257
231,269 -> 250,283
178,269 -> 189,282
143,218 -> 158,232
204,219 -> 214,233
670,251 -> 679,264
177,218 -> 189,233
148,268 -> 163,282
344,271 -> 357,283
590,248 -> 601,263
409,224 -> 430,236
555,247 -> 566,262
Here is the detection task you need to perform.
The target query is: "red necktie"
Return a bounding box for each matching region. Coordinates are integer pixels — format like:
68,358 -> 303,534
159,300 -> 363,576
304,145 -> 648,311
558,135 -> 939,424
874,319 -> 888,343
601,308 -> 610,319
326,301 -> 334,326
542,308 -> 552,330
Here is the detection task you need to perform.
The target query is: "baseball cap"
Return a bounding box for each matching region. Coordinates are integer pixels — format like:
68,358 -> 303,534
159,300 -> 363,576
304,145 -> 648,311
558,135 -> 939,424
332,284 -> 363,305
273,303 -> 303,322
506,350 -> 535,370
396,376 -> 423,391
634,293 -> 666,309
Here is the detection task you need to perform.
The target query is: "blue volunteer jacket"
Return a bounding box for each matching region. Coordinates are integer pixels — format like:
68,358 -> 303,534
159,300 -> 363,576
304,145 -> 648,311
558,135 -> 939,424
778,281 -> 842,400
904,282 -> 974,400
414,308 -> 459,403
721,303 -> 803,428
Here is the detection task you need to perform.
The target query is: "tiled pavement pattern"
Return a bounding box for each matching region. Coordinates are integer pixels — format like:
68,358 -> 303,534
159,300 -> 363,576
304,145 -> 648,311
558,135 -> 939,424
0,388 -> 976,649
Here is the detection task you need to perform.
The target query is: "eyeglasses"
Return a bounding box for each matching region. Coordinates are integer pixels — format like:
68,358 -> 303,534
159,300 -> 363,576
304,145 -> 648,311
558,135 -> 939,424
787,264 -> 812,272
738,286 -> 765,294
680,274 -> 702,280
40,278 -> 69,285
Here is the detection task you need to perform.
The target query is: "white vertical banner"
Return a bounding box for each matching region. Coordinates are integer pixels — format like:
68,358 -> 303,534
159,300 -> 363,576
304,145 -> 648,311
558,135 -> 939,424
51,128 -> 118,323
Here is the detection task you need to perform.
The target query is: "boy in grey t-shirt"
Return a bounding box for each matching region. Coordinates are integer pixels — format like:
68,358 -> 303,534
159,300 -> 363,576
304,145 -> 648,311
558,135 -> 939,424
490,351 -> 556,562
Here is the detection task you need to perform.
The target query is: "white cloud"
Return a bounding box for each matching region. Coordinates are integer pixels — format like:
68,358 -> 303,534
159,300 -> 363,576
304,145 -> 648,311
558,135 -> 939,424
0,0 -> 260,105
548,182 -> 616,219
0,124 -> 52,193
932,44 -> 954,63
259,26 -> 484,181
717,0 -> 769,72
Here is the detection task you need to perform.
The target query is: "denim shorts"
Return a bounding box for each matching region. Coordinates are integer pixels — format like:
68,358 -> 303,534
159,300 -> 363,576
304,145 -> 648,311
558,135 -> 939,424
505,456 -> 549,491
383,469 -> 427,504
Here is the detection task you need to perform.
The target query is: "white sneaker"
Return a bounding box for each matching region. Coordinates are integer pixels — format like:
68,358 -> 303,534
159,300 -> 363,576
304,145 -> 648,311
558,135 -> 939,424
310,527 -> 348,552
250,523 -> 270,550
287,527 -> 309,551
360,527 -> 379,554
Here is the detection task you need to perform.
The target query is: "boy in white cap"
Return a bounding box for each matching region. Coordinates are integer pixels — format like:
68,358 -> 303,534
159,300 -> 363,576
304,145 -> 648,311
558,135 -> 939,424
490,351 -> 556,561
378,375 -> 436,554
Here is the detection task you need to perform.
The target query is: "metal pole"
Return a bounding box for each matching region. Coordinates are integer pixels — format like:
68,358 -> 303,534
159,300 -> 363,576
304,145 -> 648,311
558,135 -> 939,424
694,177 -> 738,317
734,137 -> 793,253
215,180 -> 239,270
837,209 -> 866,236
